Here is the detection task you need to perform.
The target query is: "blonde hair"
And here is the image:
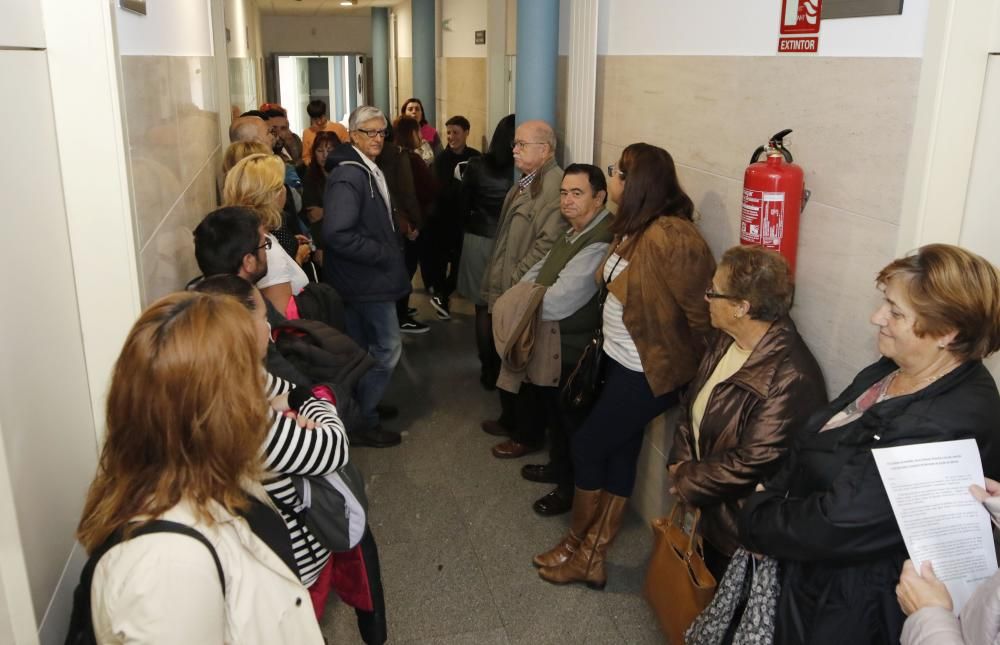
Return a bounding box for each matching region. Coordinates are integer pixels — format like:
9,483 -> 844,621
76,292 -> 269,552
223,141 -> 271,174
223,153 -> 285,230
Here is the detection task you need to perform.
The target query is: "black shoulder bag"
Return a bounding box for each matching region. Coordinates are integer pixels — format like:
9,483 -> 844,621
560,253 -> 623,415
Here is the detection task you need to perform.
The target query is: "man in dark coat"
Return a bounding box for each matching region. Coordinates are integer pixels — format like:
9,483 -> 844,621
322,105 -> 411,447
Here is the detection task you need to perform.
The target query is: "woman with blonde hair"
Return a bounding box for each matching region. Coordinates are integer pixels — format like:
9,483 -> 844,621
223,140 -> 271,174
76,292 -> 324,643
224,152 -> 310,314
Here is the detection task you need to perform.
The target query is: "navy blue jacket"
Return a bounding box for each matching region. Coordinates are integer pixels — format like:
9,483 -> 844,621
322,144 -> 410,303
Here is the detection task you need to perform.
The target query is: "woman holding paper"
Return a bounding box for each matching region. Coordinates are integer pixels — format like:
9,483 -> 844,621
897,479 -> 1000,645
738,244 -> 1000,645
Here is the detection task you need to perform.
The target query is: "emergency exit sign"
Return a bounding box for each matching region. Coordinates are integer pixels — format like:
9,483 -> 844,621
778,0 -> 822,53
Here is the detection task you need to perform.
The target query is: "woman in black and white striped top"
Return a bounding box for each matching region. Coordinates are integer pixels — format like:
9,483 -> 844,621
262,370 -> 348,586
195,275 -> 349,587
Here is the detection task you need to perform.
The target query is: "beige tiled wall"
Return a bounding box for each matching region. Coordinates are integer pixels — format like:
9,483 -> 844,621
588,54 -> 921,521
120,55 -> 224,305
442,57 -> 488,151
397,57 -> 413,113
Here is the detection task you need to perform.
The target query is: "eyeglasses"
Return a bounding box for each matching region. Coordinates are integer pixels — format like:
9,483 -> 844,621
356,128 -> 387,139
511,140 -> 547,150
704,288 -> 741,301
607,164 -> 626,179
252,238 -> 272,254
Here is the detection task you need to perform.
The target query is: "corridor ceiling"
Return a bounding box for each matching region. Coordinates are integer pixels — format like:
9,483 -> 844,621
259,0 -> 398,15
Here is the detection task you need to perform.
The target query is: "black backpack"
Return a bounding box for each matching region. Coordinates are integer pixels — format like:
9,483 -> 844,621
64,521 -> 224,645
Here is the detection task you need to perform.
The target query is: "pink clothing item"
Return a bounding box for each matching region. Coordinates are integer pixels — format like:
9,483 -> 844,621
284,295 -> 300,320
420,123 -> 439,147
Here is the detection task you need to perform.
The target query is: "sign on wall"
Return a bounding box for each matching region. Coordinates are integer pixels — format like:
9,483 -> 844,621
778,0 -> 821,53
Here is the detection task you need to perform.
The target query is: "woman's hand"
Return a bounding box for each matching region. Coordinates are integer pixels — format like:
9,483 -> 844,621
270,392 -> 290,412
970,477 -> 1000,503
295,237 -> 312,265
896,560 -> 954,616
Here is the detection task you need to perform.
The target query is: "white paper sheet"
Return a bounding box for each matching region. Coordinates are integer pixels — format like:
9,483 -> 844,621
873,438 -> 998,614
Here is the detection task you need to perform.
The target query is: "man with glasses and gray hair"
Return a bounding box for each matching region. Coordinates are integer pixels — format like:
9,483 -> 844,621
322,105 -> 409,447
479,119 -> 568,452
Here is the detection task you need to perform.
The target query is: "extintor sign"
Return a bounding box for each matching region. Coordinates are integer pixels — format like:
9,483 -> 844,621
778,0 -> 821,53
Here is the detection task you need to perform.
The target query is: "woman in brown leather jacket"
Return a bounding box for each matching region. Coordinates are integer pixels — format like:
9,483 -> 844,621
534,143 -> 715,590
667,245 -> 827,579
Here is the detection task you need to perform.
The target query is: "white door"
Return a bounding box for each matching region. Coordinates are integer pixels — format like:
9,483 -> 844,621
960,53 -> 1000,379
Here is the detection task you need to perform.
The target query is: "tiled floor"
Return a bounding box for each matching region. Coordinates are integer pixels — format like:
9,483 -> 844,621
320,293 -> 663,644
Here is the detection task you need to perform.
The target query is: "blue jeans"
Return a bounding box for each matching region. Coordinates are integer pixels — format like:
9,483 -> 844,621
344,301 -> 402,430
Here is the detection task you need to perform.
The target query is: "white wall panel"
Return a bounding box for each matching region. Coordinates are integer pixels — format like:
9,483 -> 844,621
0,0 -> 44,48
442,0 -> 487,58
594,0 -> 929,58
116,0 -> 214,56
0,49 -> 99,638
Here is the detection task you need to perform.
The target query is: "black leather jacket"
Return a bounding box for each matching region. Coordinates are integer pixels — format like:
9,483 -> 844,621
460,156 -> 513,239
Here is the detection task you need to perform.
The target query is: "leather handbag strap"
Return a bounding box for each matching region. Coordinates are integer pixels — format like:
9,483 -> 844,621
667,502 -> 704,559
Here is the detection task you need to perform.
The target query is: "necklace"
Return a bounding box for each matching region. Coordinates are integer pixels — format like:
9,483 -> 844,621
885,364 -> 958,399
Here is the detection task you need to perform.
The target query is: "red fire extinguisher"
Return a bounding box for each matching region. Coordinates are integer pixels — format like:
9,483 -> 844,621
740,129 -> 810,274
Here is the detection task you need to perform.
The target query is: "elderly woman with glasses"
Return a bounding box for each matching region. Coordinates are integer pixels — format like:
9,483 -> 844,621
737,244 -> 1000,645
534,143 -> 715,590
667,245 -> 827,580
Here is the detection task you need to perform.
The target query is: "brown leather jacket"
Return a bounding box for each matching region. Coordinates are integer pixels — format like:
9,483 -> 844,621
603,215 -> 715,396
667,316 -> 827,556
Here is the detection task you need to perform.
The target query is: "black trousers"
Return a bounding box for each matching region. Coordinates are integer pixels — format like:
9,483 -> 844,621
395,236 -> 422,321
419,215 -> 463,297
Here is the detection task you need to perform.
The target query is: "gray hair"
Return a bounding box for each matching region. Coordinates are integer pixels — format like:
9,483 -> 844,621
349,106 -> 387,131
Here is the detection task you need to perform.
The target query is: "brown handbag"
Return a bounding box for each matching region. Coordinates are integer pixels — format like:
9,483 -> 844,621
642,503 -> 717,644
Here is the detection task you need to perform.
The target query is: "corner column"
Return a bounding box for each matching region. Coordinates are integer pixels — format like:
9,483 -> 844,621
514,0 -> 558,126
411,0 -> 436,125
371,8 -> 390,115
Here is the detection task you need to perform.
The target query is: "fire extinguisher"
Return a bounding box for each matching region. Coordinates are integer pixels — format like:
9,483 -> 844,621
740,129 -> 810,274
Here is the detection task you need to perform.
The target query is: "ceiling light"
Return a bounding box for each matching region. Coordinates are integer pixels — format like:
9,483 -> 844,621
340,0 -> 357,5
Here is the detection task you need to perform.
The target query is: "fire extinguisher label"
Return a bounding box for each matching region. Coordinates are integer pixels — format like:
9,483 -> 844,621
741,189 -> 785,249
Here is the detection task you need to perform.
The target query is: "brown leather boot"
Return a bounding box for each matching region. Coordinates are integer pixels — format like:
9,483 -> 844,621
538,493 -> 628,590
532,488 -> 602,568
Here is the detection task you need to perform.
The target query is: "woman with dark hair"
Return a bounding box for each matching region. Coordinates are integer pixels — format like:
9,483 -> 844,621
738,244 -> 1000,645
535,142 -> 715,590
667,245 -> 827,580
301,130 -> 343,240
392,116 -> 440,332
77,292 -> 326,643
400,97 -> 441,156
456,114 -> 516,388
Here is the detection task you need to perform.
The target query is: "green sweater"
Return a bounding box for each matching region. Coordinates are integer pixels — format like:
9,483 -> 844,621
534,213 -> 613,367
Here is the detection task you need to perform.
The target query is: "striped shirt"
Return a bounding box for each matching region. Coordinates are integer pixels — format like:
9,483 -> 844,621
262,372 -> 349,586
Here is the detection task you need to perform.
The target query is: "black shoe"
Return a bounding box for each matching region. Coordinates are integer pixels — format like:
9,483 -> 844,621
521,463 -> 559,484
533,488 -> 574,516
407,306 -> 418,316
350,426 -> 402,448
376,404 -> 399,420
399,317 -> 430,334
430,295 -> 451,320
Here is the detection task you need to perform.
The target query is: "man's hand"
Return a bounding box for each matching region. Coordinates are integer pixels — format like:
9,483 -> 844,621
896,560 -> 953,616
